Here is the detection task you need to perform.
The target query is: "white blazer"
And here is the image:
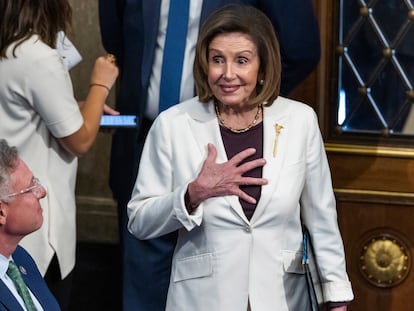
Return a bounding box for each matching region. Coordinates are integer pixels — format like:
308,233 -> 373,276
127,96 -> 354,311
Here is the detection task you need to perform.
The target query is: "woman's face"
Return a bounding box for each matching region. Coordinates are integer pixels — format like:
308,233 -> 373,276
207,32 -> 260,108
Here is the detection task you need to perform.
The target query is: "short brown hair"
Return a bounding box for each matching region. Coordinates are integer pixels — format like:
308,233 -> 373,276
194,5 -> 281,106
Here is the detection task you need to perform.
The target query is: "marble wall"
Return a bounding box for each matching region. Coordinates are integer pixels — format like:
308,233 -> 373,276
68,0 -> 118,242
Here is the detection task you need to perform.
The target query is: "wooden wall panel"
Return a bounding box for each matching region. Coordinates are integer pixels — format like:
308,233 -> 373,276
337,200 -> 414,311
314,0 -> 414,309
326,144 -> 414,311
329,153 -> 414,194
326,145 -> 414,311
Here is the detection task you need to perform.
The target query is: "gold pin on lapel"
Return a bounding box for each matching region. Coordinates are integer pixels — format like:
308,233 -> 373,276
273,124 -> 284,157
19,265 -> 27,275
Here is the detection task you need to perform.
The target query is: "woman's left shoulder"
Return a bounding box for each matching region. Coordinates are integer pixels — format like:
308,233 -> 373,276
270,96 -> 316,117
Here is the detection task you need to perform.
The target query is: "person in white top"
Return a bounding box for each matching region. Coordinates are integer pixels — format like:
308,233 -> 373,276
0,1 -> 119,310
99,1 -> 322,309
127,5 -> 353,311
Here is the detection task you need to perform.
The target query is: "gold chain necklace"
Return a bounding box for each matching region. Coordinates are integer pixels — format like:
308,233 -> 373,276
215,103 -> 262,133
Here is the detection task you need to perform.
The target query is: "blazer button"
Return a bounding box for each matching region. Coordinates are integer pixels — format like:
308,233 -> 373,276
244,226 -> 252,233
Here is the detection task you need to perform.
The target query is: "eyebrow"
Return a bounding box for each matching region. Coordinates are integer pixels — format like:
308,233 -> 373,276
210,48 -> 258,58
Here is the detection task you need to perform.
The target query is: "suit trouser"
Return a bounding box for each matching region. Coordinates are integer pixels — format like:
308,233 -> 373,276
114,119 -> 178,311
120,195 -> 177,311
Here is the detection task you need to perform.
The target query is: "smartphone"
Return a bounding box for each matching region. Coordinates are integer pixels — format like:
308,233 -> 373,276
100,115 -> 137,128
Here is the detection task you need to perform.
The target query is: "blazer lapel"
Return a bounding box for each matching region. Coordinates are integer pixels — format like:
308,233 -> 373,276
185,100 -> 249,224
185,100 -> 226,161
0,281 -> 25,311
12,247 -> 59,311
251,99 -> 290,223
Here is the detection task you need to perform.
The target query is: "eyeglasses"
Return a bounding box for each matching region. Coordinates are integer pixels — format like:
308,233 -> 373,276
4,177 -> 44,199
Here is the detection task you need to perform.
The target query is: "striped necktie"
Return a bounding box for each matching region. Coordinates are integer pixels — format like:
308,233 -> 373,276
7,261 -> 38,311
159,0 -> 190,112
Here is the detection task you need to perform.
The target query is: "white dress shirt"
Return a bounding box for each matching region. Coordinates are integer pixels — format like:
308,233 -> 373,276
145,0 -> 203,119
0,254 -> 44,311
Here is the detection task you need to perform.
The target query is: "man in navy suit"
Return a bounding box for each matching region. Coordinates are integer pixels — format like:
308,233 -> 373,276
98,1 -> 321,310
0,139 -> 60,311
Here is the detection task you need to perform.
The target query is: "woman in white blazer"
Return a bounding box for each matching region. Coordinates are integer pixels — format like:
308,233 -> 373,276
127,5 -> 353,311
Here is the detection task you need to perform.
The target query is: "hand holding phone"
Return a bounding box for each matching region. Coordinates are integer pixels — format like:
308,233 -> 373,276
100,115 -> 137,128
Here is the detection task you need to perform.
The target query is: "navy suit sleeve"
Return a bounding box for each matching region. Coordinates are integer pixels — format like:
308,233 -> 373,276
98,0 -> 124,58
258,0 -> 321,95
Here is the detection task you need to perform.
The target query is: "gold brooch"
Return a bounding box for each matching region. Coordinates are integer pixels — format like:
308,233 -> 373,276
273,124 -> 284,157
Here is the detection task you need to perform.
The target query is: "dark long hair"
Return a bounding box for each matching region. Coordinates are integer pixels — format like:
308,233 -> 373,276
0,0 -> 72,58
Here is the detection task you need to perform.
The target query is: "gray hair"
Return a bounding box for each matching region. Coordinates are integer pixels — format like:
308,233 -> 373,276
0,139 -> 19,200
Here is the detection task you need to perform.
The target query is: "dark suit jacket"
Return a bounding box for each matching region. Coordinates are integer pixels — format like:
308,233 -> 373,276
99,0 -> 321,200
0,246 -> 60,311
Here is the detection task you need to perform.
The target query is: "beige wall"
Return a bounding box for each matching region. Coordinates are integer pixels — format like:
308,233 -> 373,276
68,0 -> 118,243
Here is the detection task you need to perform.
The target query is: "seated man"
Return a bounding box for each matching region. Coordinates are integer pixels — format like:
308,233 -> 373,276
0,139 -> 60,311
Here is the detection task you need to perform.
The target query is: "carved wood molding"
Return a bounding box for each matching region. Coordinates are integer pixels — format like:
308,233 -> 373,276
326,143 -> 414,158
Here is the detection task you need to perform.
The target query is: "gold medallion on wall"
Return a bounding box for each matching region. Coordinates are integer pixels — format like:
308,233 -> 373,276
359,230 -> 410,288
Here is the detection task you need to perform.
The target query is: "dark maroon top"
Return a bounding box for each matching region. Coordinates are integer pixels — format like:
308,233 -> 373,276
219,122 -> 263,220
